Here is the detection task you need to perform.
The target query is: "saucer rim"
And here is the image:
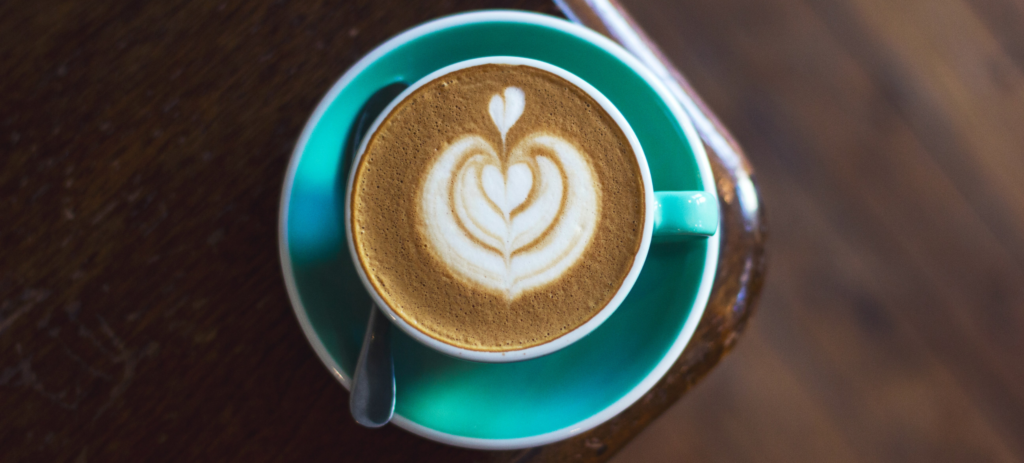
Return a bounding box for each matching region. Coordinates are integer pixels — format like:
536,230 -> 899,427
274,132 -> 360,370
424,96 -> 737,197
278,10 -> 720,450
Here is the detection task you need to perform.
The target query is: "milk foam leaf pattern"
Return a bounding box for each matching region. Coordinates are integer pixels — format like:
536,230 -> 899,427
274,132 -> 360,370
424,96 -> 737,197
420,88 -> 600,299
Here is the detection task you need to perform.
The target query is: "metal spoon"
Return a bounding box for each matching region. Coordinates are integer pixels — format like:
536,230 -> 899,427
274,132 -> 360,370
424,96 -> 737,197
345,83 -> 407,428
350,304 -> 394,427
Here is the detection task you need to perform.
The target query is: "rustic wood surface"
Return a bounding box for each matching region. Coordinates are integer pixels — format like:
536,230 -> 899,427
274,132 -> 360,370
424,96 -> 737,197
12,0 -> 1024,460
612,0 -> 1024,461
0,0 -> 765,461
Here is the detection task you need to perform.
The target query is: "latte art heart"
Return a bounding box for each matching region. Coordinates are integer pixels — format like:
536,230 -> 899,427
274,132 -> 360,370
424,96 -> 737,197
420,88 -> 600,299
480,163 -> 531,217
352,65 -> 648,350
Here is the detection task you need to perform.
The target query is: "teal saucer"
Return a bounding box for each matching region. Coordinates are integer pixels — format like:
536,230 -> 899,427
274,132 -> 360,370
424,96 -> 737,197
278,11 -> 720,449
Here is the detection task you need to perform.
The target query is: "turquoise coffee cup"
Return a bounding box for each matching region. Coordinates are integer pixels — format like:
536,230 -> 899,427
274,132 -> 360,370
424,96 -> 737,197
281,10 -> 721,450
344,56 -> 718,363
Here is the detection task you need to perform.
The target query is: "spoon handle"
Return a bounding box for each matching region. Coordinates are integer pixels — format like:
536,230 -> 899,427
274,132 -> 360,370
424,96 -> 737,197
350,304 -> 395,427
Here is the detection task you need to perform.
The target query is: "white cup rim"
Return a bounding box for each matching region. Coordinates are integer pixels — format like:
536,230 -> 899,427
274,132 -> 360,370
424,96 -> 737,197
344,56 -> 656,362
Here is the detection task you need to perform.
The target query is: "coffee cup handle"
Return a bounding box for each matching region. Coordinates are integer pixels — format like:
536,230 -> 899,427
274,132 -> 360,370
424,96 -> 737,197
652,191 -> 719,237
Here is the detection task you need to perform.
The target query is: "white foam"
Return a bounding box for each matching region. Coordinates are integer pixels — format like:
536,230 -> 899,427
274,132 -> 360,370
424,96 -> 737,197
420,88 -> 599,299
489,87 -> 525,144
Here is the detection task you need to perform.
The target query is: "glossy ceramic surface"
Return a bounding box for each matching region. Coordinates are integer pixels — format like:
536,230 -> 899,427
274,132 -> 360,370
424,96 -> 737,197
279,11 -> 719,449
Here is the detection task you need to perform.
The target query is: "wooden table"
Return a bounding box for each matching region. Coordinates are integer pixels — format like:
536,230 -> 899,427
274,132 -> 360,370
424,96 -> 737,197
0,0 -> 763,461
611,0 -> 1024,461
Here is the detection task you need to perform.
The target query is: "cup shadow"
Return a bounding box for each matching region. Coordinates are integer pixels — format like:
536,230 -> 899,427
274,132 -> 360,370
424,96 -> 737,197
335,82 -> 410,195
325,81 -> 410,370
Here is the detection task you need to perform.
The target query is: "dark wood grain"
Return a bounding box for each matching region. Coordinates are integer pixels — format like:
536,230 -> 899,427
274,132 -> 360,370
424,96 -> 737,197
610,0 -> 1024,461
0,0 -> 765,461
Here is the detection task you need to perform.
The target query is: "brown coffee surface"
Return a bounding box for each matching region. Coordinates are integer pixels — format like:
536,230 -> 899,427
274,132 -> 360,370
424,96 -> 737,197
350,64 -> 645,351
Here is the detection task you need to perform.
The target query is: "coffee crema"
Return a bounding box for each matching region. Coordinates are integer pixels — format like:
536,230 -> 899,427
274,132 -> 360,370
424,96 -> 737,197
351,64 -> 645,351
